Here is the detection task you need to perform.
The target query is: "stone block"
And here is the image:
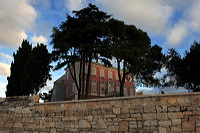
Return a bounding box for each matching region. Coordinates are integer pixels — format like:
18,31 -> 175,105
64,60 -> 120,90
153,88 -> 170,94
143,113 -> 156,120
104,115 -> 116,118
144,105 -> 156,113
22,107 -> 30,114
108,126 -> 118,132
171,126 -> 182,132
159,127 -> 166,133
182,121 -> 195,132
113,107 -> 120,114
14,122 -> 23,128
96,119 -> 107,129
79,120 -> 91,128
168,106 -> 180,112
15,106 -> 22,113
172,119 -> 181,126
157,113 -> 168,120
56,122 -> 64,129
168,112 -> 183,119
158,120 -> 171,127
119,121 -> 128,132
121,107 -> 129,114
144,120 -> 157,127
168,98 -> 177,105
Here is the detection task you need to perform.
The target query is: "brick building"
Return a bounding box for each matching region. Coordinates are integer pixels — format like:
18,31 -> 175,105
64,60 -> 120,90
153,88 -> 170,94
51,62 -> 136,101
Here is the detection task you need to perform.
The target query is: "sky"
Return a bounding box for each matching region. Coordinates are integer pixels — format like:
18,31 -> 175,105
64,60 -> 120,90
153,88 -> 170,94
1,0 -> 200,97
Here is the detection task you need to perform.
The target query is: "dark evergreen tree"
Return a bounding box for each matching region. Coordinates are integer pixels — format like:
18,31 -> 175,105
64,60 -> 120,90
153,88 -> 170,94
164,41 -> 200,92
51,3 -> 111,99
6,40 -> 32,96
6,40 -> 52,97
106,18 -> 163,96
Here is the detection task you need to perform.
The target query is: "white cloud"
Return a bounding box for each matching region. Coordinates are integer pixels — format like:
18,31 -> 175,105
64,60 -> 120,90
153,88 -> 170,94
0,53 -> 12,63
95,0 -> 173,35
167,20 -> 188,46
0,62 -> 10,77
65,0 -> 87,13
188,0 -> 200,31
0,0 -> 37,48
31,35 -> 48,45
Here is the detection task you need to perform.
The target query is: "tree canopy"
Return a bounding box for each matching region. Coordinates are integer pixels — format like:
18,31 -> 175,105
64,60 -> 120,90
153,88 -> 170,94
51,3 -> 111,99
106,18 -> 163,96
51,3 -> 163,98
164,41 -> 200,92
6,40 -> 52,97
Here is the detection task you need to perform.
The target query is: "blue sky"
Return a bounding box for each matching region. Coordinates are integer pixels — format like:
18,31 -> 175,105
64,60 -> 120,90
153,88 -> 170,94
1,0 -> 200,97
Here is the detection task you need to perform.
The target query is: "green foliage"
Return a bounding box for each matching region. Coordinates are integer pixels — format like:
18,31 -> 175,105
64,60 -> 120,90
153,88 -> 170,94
6,40 -> 52,97
51,3 -> 111,99
51,3 -> 163,98
164,41 -> 200,91
39,89 -> 53,102
106,18 -> 163,96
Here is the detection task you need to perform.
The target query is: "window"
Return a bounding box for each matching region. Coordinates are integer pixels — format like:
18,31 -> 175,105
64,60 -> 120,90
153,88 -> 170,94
91,80 -> 97,94
100,81 -> 105,95
108,81 -> 114,92
66,85 -> 69,95
100,69 -> 105,78
116,84 -> 120,93
91,67 -> 96,76
108,71 -> 112,79
124,86 -> 127,96
130,87 -> 134,96
72,82 -> 76,92
115,73 -> 119,80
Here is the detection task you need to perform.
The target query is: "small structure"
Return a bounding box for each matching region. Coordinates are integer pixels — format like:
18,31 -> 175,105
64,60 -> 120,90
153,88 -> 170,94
51,62 -> 136,101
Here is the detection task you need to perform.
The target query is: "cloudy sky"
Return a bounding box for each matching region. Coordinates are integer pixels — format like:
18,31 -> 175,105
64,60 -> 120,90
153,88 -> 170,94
1,0 -> 199,97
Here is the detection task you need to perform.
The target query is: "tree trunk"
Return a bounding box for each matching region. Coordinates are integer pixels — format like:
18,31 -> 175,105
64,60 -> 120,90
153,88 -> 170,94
85,57 -> 92,99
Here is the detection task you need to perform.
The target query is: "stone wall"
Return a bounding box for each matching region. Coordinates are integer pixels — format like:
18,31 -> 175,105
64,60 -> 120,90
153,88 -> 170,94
1,92 -> 200,132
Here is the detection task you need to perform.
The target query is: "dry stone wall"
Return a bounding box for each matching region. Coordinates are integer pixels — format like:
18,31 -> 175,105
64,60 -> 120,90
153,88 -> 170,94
1,92 -> 200,132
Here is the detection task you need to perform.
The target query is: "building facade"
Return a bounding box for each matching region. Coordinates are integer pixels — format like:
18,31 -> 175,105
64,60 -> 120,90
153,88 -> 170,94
51,62 -> 136,102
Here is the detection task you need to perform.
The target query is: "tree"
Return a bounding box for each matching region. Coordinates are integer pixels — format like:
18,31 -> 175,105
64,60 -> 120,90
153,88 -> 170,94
6,40 -> 52,97
39,89 -> 53,102
51,3 -> 111,99
6,40 -> 32,96
106,18 -> 163,96
164,41 -> 200,92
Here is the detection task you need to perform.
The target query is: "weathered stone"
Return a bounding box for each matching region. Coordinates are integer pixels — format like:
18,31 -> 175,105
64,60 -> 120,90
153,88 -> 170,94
121,107 -> 129,114
104,115 -> 116,118
96,119 -> 107,129
119,121 -> 128,132
143,113 -> 156,120
14,122 -> 23,128
79,120 -> 91,128
50,128 -> 56,133
182,121 -> 195,131
168,98 -> 177,105
172,119 -> 181,126
56,122 -> 64,128
157,113 -> 168,120
168,112 -> 183,119
113,107 -> 120,114
108,126 -> 118,131
171,126 -> 182,132
15,106 -> 22,113
159,127 -> 166,133
144,120 -> 157,127
159,120 -> 171,127
22,107 -> 30,114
